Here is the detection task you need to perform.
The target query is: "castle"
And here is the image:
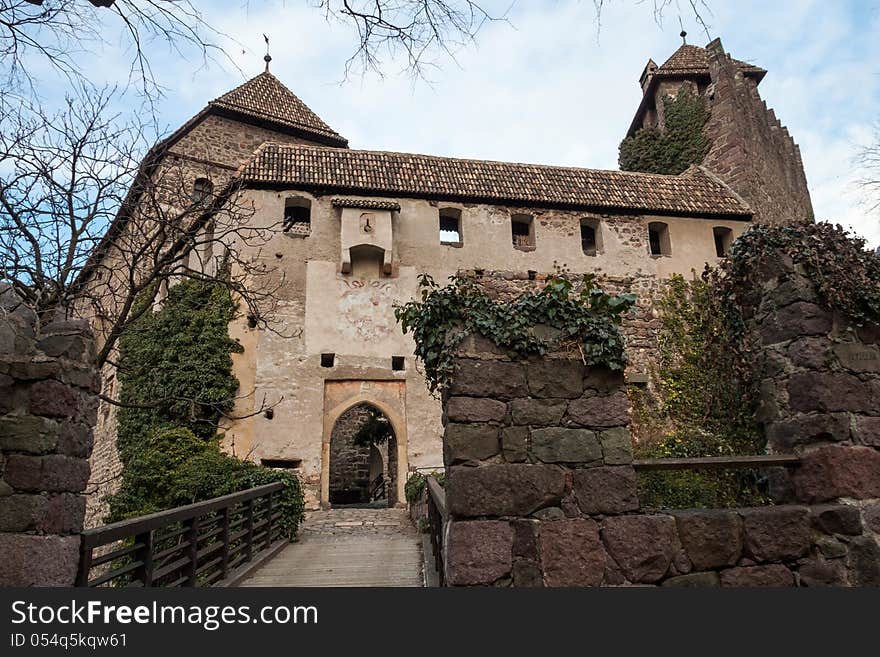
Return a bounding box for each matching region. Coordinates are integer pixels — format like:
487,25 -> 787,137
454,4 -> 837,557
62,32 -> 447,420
85,38 -> 813,518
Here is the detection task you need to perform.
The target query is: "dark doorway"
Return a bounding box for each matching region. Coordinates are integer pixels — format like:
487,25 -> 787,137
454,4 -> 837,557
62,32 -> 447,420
329,403 -> 396,507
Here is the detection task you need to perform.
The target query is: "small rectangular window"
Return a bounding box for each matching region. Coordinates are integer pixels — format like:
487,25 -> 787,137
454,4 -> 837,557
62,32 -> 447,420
439,208 -> 462,245
261,458 -> 302,469
321,353 -> 335,368
713,226 -> 733,258
511,214 -> 535,250
284,197 -> 312,236
648,221 -> 670,256
392,356 -> 405,371
580,218 -> 602,256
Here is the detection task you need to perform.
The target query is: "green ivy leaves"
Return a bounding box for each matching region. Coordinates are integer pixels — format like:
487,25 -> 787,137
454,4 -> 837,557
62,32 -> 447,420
394,273 -> 636,393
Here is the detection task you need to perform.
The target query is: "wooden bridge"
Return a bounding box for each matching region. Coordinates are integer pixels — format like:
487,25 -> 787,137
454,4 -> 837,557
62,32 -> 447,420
76,483 -> 428,588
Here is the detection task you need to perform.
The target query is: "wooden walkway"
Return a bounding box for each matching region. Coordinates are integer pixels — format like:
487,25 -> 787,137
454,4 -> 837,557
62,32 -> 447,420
239,508 -> 424,587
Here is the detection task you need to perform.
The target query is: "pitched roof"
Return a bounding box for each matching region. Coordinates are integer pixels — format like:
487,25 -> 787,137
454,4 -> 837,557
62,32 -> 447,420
654,44 -> 766,79
209,72 -> 348,147
239,143 -> 751,217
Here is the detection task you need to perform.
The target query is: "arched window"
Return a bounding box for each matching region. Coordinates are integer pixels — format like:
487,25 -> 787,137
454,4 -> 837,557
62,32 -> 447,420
191,178 -> 213,205
648,221 -> 671,256
713,226 -> 733,257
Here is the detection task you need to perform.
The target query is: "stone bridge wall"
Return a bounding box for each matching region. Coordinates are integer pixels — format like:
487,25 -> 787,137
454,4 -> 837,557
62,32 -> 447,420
441,264 -> 880,586
0,307 -> 98,586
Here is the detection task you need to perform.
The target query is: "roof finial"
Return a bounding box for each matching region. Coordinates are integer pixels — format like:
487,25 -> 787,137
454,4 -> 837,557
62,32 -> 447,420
263,33 -> 272,72
680,30 -> 687,45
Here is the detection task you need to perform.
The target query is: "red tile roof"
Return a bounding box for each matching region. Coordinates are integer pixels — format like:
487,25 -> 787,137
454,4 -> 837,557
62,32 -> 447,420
655,44 -> 765,79
239,143 -> 751,217
209,72 -> 348,147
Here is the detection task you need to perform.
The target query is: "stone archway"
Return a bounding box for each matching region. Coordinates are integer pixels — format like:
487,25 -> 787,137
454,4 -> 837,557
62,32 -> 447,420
322,380 -> 407,508
328,403 -> 395,506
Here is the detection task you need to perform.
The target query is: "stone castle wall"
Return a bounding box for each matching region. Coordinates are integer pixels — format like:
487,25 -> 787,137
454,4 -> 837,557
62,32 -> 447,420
0,303 -> 98,586
440,265 -> 880,586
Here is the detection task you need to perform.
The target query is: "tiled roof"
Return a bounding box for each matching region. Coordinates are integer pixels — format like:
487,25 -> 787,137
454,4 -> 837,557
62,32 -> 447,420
655,44 -> 765,79
209,72 -> 348,147
240,143 -> 751,217
331,198 -> 401,211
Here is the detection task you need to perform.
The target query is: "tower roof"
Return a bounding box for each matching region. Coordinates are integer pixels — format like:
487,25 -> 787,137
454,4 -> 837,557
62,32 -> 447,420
653,43 -> 765,79
208,71 -> 348,147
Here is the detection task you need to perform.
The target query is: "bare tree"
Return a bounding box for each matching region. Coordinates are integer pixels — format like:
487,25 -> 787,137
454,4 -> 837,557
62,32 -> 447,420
0,0 -> 234,97
0,85 -> 285,369
858,126 -> 880,217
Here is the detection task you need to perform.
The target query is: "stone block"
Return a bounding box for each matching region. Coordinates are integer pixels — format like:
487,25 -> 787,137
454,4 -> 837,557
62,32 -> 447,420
450,360 -> 527,399
848,535 -> 880,587
28,379 -> 82,419
601,515 -> 680,583
853,416 -> 880,447
446,464 -> 565,518
599,427 -> 633,464
719,564 -> 795,587
582,367 -> 626,393
0,415 -> 59,453
740,506 -> 810,562
530,427 -> 601,464
769,277 -> 818,306
0,534 -> 80,586
4,454 -> 90,493
787,372 -> 873,414
525,360 -> 584,398
511,519 -> 538,560
572,466 -> 639,515
661,572 -> 720,587
36,493 -> 86,534
833,343 -> 880,373
791,445 -> 880,502
539,518 -> 605,587
0,494 -> 47,532
57,421 -> 94,458
786,337 -> 831,369
510,398 -> 567,426
501,426 -> 528,462
511,560 -> 544,587
565,390 -> 629,428
810,504 -> 863,535
446,520 -> 513,586
444,423 -> 500,464
446,397 -> 507,423
799,559 -> 848,587
36,333 -> 92,361
673,510 -> 743,570
864,502 -> 880,534
765,413 -> 851,450
758,301 -> 832,344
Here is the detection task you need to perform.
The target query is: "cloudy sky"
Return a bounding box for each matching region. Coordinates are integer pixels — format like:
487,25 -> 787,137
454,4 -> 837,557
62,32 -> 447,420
70,0 -> 880,246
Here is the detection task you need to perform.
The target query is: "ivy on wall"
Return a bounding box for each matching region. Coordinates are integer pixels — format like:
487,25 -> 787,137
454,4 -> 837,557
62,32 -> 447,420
619,88 -> 711,175
394,273 -> 635,394
108,279 -> 304,537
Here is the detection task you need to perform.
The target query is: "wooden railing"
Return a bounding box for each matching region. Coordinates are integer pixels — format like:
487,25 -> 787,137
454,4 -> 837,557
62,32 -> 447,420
370,473 -> 386,501
76,483 -> 285,587
425,476 -> 447,587
632,454 -> 801,471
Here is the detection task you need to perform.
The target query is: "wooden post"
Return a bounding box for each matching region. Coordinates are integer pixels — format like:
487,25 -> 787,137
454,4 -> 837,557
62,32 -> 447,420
220,507 -> 230,580
185,516 -> 200,586
134,531 -> 154,587
265,492 -> 274,549
245,499 -> 255,562
75,540 -> 93,587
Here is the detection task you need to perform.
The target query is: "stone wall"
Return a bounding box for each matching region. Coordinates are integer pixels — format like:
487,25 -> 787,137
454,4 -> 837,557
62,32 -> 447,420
329,404 -> 375,504
441,322 -> 880,586
0,305 -> 98,586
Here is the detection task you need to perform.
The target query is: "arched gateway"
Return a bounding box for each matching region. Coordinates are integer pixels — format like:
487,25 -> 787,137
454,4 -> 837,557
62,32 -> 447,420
321,380 -> 408,508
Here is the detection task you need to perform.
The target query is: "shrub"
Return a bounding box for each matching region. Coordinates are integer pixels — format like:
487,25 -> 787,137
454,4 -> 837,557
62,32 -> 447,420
404,471 -> 444,503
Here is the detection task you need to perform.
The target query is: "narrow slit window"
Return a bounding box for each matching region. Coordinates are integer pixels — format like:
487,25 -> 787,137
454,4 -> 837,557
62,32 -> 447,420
439,208 -> 462,244
713,226 -> 733,257
580,218 -> 602,256
511,214 -> 535,249
283,197 -> 312,236
648,221 -> 670,256
321,353 -> 335,368
260,458 -> 302,469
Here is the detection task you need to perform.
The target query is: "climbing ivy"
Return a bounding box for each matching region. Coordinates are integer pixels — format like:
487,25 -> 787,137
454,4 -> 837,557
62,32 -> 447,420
619,88 -> 711,175
394,273 -> 636,393
352,406 -> 394,446
109,279 -> 304,536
